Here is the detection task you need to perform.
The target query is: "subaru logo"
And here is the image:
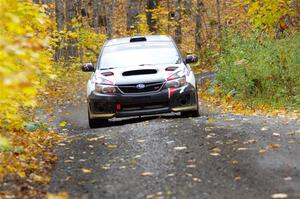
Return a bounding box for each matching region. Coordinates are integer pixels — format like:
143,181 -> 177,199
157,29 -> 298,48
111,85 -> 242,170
136,84 -> 145,89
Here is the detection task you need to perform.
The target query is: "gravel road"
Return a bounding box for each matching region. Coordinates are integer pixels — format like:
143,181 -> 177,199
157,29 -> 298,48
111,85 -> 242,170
46,75 -> 300,199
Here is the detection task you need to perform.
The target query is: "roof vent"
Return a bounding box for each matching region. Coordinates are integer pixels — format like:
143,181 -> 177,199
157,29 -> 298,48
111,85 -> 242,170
130,36 -> 147,42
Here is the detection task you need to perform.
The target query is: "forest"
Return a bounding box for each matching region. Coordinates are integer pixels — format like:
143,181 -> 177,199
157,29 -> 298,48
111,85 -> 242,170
0,0 -> 300,198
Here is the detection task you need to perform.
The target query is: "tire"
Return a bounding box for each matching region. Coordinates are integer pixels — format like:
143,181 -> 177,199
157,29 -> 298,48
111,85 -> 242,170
181,84 -> 200,117
88,111 -> 109,128
181,109 -> 199,117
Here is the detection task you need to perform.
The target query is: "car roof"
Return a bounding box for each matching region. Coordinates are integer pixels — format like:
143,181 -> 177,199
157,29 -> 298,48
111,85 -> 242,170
105,35 -> 173,47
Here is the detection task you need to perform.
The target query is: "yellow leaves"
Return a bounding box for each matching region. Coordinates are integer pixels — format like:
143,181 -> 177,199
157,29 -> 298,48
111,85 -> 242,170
199,85 -> 300,119
17,171 -> 26,178
0,136 -> 11,151
0,129 -> 61,188
259,149 -> 267,154
59,121 -> 67,127
82,168 -> 92,174
107,144 -> 117,149
229,0 -> 295,37
46,192 -> 69,199
208,118 -> 215,124
0,0 -> 54,129
30,173 -> 50,182
267,143 -> 281,149
271,193 -> 288,199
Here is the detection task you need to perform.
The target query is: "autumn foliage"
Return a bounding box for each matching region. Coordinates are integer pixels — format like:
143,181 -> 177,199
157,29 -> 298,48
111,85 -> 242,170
0,0 -> 54,129
0,1 -> 60,197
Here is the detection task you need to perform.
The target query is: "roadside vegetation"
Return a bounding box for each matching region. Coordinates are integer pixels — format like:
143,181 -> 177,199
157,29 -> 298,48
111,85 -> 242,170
0,0 -> 299,198
209,0 -> 300,112
216,33 -> 299,109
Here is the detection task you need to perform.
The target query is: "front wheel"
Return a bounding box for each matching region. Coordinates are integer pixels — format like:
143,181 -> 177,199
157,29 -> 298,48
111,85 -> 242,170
181,109 -> 199,117
181,85 -> 200,117
88,111 -> 109,128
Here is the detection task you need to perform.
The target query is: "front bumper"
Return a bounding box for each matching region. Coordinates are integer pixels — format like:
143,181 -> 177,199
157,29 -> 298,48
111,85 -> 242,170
88,84 -> 197,119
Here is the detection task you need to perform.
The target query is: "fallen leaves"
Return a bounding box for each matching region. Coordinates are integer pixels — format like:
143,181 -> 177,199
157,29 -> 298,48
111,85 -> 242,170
87,135 -> 105,142
46,192 -> 69,199
0,129 -> 61,198
208,118 -> 215,124
174,146 -> 187,151
136,139 -> 145,143
243,139 -> 257,144
210,152 -> 221,156
107,144 -> 117,149
59,121 -> 67,127
237,147 -> 248,151
267,143 -> 281,149
82,168 -> 92,174
199,85 -> 300,119
140,172 -> 154,176
261,127 -> 268,131
259,149 -> 267,154
272,133 -> 280,137
271,193 -> 288,199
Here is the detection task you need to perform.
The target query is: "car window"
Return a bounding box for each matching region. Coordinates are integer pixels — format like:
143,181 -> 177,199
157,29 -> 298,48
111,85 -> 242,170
98,42 -> 181,69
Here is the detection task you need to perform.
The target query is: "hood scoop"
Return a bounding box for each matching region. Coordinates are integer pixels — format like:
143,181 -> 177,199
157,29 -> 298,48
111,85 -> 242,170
122,69 -> 157,76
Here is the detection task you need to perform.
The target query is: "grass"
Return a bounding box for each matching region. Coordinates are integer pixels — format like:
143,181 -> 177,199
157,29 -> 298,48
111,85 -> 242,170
213,33 -> 300,110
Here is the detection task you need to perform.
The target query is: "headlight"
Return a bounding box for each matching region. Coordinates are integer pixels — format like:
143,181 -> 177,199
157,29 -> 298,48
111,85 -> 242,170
95,83 -> 116,94
166,76 -> 186,88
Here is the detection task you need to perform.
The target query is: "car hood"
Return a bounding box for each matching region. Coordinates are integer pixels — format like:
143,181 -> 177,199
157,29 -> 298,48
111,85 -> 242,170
95,64 -> 184,85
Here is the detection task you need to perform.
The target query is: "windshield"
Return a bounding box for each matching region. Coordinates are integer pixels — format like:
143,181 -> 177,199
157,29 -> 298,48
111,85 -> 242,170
99,42 -> 181,69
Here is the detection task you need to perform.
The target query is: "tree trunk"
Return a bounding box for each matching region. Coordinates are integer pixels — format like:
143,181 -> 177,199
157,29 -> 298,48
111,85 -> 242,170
146,0 -> 158,33
127,0 -> 140,32
216,0 -> 222,40
41,0 -> 52,4
65,0 -> 78,58
54,0 -> 65,61
167,0 -> 171,33
174,0 -> 182,44
55,0 -> 64,31
195,0 -> 204,51
183,0 -> 192,15
106,0 -> 115,39
93,0 -> 100,30
32,0 -> 40,3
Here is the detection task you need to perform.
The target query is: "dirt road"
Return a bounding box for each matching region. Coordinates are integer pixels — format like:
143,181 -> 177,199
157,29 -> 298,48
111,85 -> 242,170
46,75 -> 300,199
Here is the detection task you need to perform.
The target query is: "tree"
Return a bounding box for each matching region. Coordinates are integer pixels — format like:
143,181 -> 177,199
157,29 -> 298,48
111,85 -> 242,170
183,0 -> 192,14
106,0 -> 115,39
54,0 -> 65,60
174,0 -> 182,44
65,0 -> 78,58
146,0 -> 158,33
127,0 -> 140,32
93,0 -> 100,30
55,0 -> 64,31
195,0 -> 204,50
216,0 -> 222,40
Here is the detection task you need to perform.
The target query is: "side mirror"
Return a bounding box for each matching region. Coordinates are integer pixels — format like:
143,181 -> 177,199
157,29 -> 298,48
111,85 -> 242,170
82,63 -> 95,72
185,54 -> 198,64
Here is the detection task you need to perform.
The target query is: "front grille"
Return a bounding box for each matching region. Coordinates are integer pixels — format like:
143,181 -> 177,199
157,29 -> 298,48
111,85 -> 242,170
118,82 -> 164,94
121,102 -> 169,111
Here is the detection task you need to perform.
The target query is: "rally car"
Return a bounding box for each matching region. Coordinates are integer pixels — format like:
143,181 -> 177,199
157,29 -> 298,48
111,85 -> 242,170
82,35 -> 199,128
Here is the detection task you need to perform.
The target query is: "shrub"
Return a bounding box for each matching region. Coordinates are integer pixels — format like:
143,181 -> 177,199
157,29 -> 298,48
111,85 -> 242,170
215,33 -> 300,109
